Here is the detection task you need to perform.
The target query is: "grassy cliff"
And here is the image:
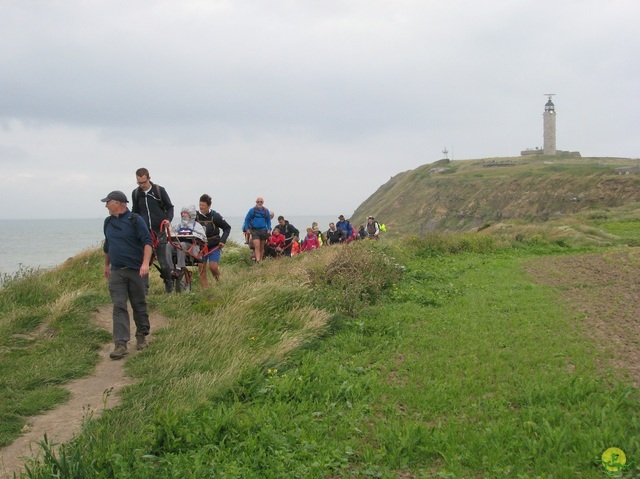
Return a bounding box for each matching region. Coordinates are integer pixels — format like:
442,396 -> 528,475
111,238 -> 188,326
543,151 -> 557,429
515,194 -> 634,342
352,156 -> 640,237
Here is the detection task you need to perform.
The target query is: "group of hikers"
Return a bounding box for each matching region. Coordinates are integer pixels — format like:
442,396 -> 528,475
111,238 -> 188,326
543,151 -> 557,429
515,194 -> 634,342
101,167 -> 382,360
101,168 -> 232,359
242,197 -> 383,263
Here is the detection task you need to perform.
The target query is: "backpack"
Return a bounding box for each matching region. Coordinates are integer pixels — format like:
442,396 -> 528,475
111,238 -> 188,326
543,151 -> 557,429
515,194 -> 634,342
379,223 -> 387,233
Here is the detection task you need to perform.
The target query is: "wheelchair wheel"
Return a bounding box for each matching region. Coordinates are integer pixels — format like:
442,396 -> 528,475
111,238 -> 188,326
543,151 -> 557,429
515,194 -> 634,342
174,268 -> 192,293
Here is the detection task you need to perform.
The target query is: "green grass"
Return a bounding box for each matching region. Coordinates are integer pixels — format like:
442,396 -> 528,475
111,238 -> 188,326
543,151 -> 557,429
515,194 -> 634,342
4,236 -> 640,477
0,250 -> 112,447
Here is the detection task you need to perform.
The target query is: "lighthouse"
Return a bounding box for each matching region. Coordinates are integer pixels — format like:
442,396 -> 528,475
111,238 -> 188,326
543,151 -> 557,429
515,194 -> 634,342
543,94 -> 556,155
520,95 -> 579,157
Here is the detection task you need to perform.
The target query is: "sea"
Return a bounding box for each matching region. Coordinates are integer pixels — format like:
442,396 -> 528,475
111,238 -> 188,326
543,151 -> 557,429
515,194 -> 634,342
0,215 -> 337,278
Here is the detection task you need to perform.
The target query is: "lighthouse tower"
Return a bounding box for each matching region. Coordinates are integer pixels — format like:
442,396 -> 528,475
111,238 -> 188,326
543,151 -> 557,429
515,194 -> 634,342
543,94 -> 556,155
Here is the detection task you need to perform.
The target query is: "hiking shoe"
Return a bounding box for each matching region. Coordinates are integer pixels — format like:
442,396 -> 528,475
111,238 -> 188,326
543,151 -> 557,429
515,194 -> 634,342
109,343 -> 129,360
136,335 -> 148,351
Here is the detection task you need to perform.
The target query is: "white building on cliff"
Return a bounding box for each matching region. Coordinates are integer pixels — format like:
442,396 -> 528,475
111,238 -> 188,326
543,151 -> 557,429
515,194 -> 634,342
521,95 -> 580,157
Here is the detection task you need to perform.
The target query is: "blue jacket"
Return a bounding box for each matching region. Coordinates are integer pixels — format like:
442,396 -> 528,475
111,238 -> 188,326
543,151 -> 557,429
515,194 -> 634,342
336,220 -> 354,237
103,210 -> 153,270
243,207 -> 271,231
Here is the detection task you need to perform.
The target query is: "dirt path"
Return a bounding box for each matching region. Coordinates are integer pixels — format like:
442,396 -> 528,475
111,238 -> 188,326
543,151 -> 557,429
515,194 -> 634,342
0,306 -> 170,479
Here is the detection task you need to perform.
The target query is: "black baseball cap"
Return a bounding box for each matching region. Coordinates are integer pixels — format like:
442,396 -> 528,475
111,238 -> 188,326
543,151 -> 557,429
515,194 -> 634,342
101,190 -> 129,203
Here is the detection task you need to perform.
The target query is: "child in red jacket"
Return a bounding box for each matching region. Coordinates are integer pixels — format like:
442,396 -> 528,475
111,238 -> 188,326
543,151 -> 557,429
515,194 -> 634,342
265,226 -> 286,257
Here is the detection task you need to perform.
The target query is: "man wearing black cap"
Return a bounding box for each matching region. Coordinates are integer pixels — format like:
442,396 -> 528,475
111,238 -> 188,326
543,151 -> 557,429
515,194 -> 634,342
102,190 -> 153,359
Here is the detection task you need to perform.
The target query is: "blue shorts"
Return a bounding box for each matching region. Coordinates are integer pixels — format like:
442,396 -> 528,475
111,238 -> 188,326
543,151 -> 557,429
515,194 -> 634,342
202,248 -> 222,263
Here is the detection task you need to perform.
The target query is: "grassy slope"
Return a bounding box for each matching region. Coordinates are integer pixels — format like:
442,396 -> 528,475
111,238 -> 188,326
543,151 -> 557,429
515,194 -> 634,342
352,156 -> 640,236
5,234 -> 640,478
0,251 -> 112,447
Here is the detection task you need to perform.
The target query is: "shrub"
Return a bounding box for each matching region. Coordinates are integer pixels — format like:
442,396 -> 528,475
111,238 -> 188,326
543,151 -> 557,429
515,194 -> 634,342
308,242 -> 402,316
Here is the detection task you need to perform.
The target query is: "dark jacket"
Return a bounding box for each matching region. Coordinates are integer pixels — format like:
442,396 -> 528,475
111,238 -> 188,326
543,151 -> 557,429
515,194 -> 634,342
103,210 -> 153,270
131,182 -> 174,233
196,210 -> 232,249
326,227 -> 346,244
279,222 -> 299,244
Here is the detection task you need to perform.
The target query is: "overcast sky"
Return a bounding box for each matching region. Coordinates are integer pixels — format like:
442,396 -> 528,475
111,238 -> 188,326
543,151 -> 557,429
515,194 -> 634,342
1,1 -> 638,220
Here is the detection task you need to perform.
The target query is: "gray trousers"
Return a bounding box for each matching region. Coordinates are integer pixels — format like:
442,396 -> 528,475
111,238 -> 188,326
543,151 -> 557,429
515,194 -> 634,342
108,268 -> 150,345
157,232 -> 172,274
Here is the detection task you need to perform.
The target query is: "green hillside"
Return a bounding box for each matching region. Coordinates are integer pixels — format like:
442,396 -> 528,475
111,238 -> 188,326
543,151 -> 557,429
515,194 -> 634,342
3,237 -> 640,477
352,156 -> 640,237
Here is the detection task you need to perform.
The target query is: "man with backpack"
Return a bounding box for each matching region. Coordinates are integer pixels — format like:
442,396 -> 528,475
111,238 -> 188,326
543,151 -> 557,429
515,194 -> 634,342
102,190 -> 153,359
326,222 -> 346,244
336,215 -> 355,242
131,168 -> 175,293
196,194 -> 231,289
366,216 -> 380,239
242,197 -> 271,263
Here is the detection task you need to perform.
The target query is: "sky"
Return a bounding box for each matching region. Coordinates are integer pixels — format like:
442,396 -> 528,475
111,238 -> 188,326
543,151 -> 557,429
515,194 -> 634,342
1,0 -> 638,220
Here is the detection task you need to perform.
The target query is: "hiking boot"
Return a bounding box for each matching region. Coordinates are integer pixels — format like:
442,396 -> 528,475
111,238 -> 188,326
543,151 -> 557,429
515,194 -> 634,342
109,343 -> 129,360
136,335 -> 148,351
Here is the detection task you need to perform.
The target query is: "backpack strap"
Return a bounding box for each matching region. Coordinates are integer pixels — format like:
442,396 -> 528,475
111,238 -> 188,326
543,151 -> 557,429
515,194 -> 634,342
103,212 -> 139,234
155,184 -> 165,210
248,207 -> 259,228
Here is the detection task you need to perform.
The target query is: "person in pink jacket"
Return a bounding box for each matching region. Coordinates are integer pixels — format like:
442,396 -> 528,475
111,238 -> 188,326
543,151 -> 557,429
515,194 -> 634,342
301,227 -> 320,251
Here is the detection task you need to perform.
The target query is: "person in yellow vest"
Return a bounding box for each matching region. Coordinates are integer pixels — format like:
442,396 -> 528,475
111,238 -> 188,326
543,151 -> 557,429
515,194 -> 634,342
312,222 -> 325,246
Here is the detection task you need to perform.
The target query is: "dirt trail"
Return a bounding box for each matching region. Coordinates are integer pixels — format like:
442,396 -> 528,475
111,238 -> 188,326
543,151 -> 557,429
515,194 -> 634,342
0,306 -> 170,479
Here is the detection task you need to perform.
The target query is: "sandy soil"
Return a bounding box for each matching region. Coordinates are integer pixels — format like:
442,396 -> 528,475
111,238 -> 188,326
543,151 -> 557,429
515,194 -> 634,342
525,248 -> 640,386
0,305 -> 170,479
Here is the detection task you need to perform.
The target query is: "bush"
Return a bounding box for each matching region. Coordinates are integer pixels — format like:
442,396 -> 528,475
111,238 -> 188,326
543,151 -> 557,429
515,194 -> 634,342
308,242 -> 402,316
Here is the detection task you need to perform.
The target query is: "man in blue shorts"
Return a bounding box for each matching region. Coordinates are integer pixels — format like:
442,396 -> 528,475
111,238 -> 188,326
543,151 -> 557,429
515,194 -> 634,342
196,194 -> 232,288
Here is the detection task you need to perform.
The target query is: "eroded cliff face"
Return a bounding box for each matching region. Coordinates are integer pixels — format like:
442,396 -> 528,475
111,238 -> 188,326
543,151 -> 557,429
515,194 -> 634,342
352,157 -> 640,235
